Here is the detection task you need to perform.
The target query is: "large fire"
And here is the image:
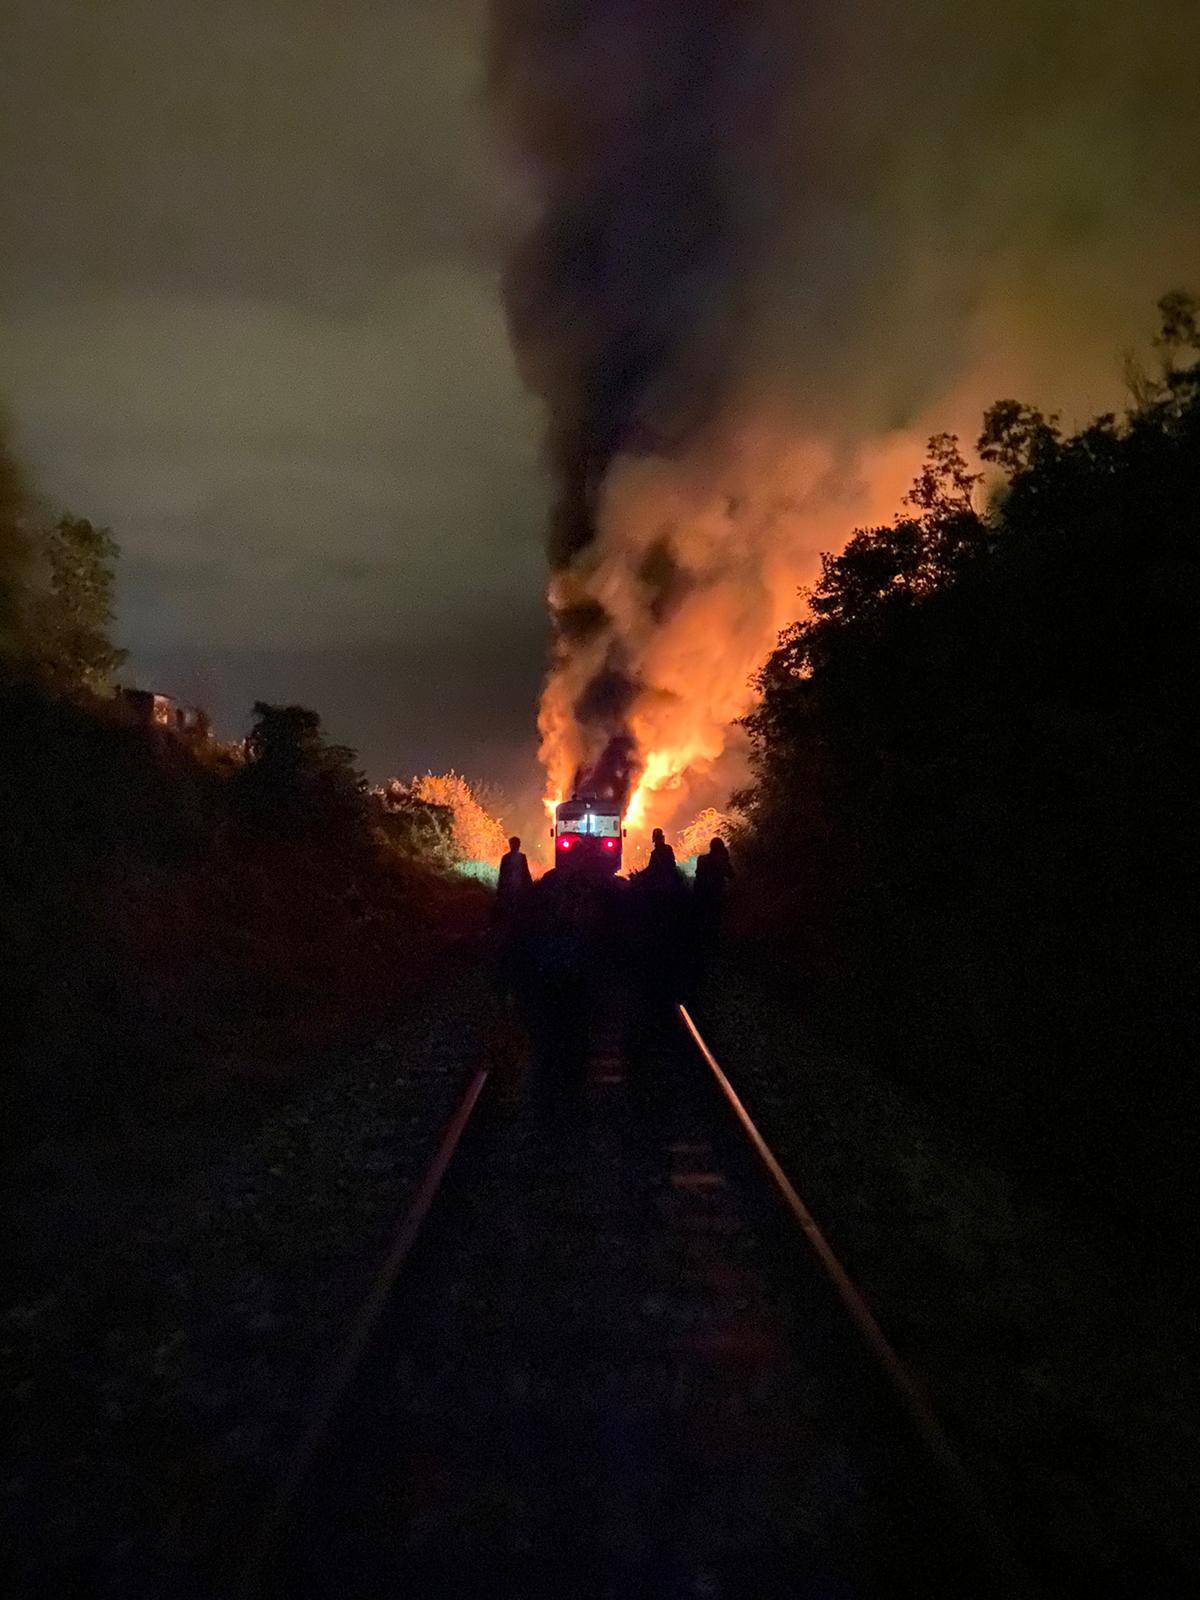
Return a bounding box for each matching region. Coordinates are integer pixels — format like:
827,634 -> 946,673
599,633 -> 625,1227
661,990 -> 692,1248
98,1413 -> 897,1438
491,0 -> 1200,870
491,0 -> 950,850
538,413 -> 920,843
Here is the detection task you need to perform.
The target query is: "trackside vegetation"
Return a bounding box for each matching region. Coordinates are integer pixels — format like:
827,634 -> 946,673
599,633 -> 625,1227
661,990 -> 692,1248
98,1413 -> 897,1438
0,423 -> 490,1158
716,295 -> 1200,1589
736,293 -> 1199,1242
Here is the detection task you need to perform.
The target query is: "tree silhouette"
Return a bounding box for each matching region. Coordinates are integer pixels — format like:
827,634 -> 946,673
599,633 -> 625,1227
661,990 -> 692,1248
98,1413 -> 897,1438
407,771 -> 507,864
234,702 -> 366,842
374,779 -> 460,868
740,293 -> 1200,1227
23,514 -> 127,694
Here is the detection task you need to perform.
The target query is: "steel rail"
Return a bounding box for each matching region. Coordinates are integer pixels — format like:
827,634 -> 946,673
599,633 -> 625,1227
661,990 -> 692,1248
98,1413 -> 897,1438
678,1003 -> 1041,1600
235,1063 -> 490,1598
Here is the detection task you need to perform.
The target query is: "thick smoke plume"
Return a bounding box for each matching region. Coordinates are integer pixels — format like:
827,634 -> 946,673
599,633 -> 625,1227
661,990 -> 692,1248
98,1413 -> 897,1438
488,0 -> 1200,825
488,0 -> 806,812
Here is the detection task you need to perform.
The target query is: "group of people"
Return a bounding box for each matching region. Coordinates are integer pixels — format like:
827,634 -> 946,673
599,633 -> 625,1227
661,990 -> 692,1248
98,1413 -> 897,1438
493,826 -> 733,1092
496,826 -> 733,925
500,822 -> 730,985
638,826 -> 734,912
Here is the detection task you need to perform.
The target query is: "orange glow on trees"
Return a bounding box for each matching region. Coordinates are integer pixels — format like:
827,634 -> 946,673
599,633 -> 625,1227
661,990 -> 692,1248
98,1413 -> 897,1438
676,807 -> 737,863
407,771 -> 507,865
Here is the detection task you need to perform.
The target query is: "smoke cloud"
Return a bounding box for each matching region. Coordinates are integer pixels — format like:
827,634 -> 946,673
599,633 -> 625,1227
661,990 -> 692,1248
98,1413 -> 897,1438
488,0 -> 1200,822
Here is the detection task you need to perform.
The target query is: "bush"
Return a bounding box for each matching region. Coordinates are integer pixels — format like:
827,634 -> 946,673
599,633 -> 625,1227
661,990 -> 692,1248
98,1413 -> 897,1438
0,685 -> 489,1158
737,295 -> 1200,1238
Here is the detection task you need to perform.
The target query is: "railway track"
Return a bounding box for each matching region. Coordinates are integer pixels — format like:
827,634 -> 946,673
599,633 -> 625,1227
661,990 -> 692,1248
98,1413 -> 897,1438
236,1001 -> 1038,1600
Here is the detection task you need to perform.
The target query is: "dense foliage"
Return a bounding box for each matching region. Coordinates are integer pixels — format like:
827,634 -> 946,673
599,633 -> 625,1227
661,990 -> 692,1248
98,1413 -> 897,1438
738,295 -> 1199,1230
0,683 -> 490,1157
0,416 -> 126,696
0,427 -> 489,1158
235,701 -> 368,843
406,771 -> 509,865
21,514 -> 127,694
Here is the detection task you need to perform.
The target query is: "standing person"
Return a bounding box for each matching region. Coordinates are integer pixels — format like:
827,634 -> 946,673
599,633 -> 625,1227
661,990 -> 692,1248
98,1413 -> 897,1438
495,836 -> 534,1004
693,835 -> 733,911
497,835 -> 533,908
628,827 -> 689,1050
645,827 -> 678,887
692,835 -> 734,989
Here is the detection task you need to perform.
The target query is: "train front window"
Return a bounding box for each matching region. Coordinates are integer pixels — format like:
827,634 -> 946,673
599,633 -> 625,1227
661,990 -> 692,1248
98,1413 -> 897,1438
555,807 -> 621,838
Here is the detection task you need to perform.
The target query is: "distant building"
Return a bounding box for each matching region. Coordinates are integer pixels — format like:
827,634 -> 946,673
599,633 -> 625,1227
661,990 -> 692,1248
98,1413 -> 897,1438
117,687 -> 211,741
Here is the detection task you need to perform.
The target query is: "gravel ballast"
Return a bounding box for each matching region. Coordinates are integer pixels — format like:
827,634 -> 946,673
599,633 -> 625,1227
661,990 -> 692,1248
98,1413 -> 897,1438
694,954 -> 1200,1595
1,964 -> 496,1597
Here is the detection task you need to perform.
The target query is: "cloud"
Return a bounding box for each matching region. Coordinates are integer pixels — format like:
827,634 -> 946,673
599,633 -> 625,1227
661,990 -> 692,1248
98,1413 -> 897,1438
749,0 -> 1200,430
0,0 -> 549,768
1,1 -> 502,307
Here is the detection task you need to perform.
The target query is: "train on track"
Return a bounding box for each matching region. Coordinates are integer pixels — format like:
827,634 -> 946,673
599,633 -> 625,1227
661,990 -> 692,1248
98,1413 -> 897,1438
553,794 -> 625,872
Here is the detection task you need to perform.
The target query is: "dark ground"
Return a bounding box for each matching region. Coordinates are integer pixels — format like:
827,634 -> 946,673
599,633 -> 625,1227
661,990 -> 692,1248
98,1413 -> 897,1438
3,933 -> 1195,1597
697,950 -> 1200,1599
266,1005 -> 1006,1600
1,965 -> 496,1599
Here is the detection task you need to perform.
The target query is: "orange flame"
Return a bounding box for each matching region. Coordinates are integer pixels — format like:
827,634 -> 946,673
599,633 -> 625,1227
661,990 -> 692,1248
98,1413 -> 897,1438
537,410 -> 921,843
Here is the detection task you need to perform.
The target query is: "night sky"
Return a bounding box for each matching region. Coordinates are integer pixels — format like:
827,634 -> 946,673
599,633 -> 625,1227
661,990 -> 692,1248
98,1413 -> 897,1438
3,0 -> 1198,827
1,0 -> 548,813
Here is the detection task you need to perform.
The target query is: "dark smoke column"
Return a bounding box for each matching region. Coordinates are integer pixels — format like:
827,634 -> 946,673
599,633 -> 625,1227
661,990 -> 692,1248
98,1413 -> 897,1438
488,0 -> 800,809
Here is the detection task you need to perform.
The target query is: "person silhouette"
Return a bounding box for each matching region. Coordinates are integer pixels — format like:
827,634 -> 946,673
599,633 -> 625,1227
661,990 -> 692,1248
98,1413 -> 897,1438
497,835 -> 533,907
646,827 -> 678,886
690,835 -> 734,990
693,835 -> 733,909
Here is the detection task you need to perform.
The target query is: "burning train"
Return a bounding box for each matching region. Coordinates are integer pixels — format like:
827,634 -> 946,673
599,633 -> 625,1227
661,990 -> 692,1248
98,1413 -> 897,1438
552,795 -> 625,873
549,734 -> 638,872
